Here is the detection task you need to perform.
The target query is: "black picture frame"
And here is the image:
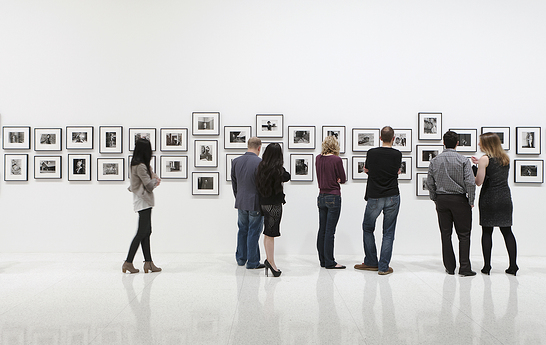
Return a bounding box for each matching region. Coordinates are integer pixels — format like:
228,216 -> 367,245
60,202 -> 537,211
481,127 -> 510,151
192,112 -> 220,136
416,145 -> 443,168
399,156 -> 412,180
192,172 -> 220,195
66,126 -> 94,150
290,154 -> 314,182
129,128 -> 156,151
99,126 -> 123,154
4,154 -> 28,181
34,128 -> 62,151
160,128 -> 188,152
194,140 -> 218,168
288,126 -> 316,149
256,114 -> 283,138
68,154 -> 92,181
418,112 -> 442,140
97,158 -> 125,181
514,159 -> 544,183
352,128 -> 380,152
160,156 -> 188,179
224,126 -> 251,149
322,126 -> 346,153
3,126 -> 31,150
416,173 -> 430,196
516,127 -> 541,155
392,128 -> 412,152
34,155 -> 62,179
450,128 -> 477,152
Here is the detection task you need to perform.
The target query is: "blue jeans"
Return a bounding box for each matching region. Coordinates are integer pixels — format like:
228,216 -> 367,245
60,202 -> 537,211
317,194 -> 341,268
362,194 -> 400,272
236,209 -> 264,268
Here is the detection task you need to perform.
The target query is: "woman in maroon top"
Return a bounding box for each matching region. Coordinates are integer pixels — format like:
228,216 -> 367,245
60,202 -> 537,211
315,136 -> 347,269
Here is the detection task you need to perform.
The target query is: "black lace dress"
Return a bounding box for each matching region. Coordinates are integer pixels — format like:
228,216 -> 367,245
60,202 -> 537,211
478,157 -> 513,227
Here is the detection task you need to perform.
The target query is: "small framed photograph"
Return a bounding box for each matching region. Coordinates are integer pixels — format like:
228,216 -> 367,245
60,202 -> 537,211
160,128 -> 188,152
450,128 -> 477,152
514,160 -> 543,183
226,153 -> 243,181
399,156 -> 412,180
290,154 -> 314,182
160,156 -> 188,179
418,112 -> 442,140
322,126 -> 346,153
4,154 -> 28,181
192,112 -> 220,136
481,127 -> 510,151
256,114 -> 283,138
352,156 -> 367,180
68,154 -> 91,181
192,172 -> 220,195
3,126 -> 31,150
393,128 -> 412,152
97,158 -> 125,181
194,140 -> 218,167
224,126 -> 251,149
128,156 -> 156,179
129,128 -> 156,151
416,173 -> 430,196
352,128 -> 380,152
516,127 -> 541,155
99,126 -> 123,154
260,142 -> 284,158
288,126 -> 315,149
34,128 -> 62,151
34,156 -> 62,179
416,145 -> 443,168
66,126 -> 93,150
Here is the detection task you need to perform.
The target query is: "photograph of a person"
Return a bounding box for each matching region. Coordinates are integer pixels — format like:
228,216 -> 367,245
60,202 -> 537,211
73,159 -> 86,174
514,159 -> 543,183
4,154 -> 28,181
166,160 -> 181,172
400,161 -> 406,174
521,164 -> 538,176
418,112 -> 442,140
422,150 -> 438,162
134,132 -> 150,142
290,154 -> 313,181
9,131 -> 25,143
3,126 -> 31,149
423,118 -> 437,134
11,158 -> 22,175
516,127 -> 541,154
194,140 -> 218,167
68,154 -> 91,181
262,120 -> 277,132
416,145 -> 443,168
99,126 -> 123,153
358,161 -> 365,173
522,132 -> 535,148
256,114 -> 283,138
105,132 -> 116,148
295,158 -> 309,175
393,134 -> 406,147
40,133 -> 56,145
200,145 -> 212,161
72,132 -> 88,143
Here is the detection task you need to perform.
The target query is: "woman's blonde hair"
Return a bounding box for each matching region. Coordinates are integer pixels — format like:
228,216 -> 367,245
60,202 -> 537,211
321,135 -> 340,156
480,132 -> 510,166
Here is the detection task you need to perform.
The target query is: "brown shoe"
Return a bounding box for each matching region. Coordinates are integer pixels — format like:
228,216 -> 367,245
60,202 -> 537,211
143,261 -> 162,273
122,261 -> 139,274
378,267 -> 393,275
354,263 -> 379,271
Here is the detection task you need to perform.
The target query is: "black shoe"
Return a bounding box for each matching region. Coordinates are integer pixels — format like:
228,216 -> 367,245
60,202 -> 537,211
326,265 -> 346,269
264,259 -> 282,277
481,266 -> 491,275
505,266 -> 519,276
248,263 -> 265,269
459,270 -> 476,277
445,269 -> 455,275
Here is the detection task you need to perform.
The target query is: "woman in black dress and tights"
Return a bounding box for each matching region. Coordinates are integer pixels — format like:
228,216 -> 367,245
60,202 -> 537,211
472,132 -> 518,276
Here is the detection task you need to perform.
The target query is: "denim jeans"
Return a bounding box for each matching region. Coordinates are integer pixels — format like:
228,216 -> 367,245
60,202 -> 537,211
317,194 -> 341,268
362,194 -> 400,272
236,209 -> 264,268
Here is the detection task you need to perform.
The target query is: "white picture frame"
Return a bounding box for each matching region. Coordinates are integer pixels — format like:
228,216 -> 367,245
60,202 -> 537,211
192,172 -> 220,195
129,128 -> 156,151
99,126 -> 123,154
224,126 -> 251,149
352,156 -> 367,180
288,126 -> 315,149
192,112 -> 220,136
34,128 -> 62,151
160,128 -> 188,152
418,112 -> 442,140
97,158 -> 125,181
34,155 -> 62,179
160,156 -> 188,179
194,140 -> 218,168
399,156 -> 412,180
66,126 -> 94,150
256,114 -> 283,138
4,154 -> 28,181
481,127 -> 510,151
352,128 -> 380,152
516,127 -> 541,155
68,154 -> 91,181
290,154 -> 314,182
2,126 -> 31,150
392,128 -> 412,152
514,159 -> 543,183
416,145 -> 443,168
322,126 -> 346,154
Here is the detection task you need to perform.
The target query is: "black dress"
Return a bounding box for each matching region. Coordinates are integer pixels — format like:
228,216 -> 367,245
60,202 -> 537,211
259,168 -> 291,237
478,157 -> 513,227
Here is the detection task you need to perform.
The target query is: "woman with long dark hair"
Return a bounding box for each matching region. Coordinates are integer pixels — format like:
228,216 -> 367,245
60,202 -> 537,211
122,138 -> 162,274
256,143 -> 290,277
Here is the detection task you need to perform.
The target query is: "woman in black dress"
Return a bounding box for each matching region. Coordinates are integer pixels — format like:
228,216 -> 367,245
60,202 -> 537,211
256,143 -> 291,277
472,132 -> 518,275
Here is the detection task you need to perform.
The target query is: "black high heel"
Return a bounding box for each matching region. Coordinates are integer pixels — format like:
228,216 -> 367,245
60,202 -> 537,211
505,266 -> 519,276
481,266 -> 491,275
264,259 -> 282,277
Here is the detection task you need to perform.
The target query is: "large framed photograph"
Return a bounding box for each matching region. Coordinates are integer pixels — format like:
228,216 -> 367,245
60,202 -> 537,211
418,112 -> 442,140
514,160 -> 543,183
392,128 -> 412,152
192,112 -> 220,136
290,154 -> 314,182
97,158 -> 125,181
450,128 -> 477,152
129,128 -> 156,151
256,114 -> 283,138
160,128 -> 188,152
322,126 -> 346,153
68,154 -> 91,181
226,153 -> 243,181
481,127 -> 510,151
416,145 -> 443,168
352,156 -> 367,180
34,128 -> 62,151
288,126 -> 315,149
34,156 -> 62,179
194,140 -> 218,167
128,155 -> 156,179
66,126 -> 93,150
224,126 -> 251,149
160,156 -> 188,179
399,156 -> 412,180
516,127 -> 541,155
3,126 -> 31,150
99,126 -> 123,154
416,173 -> 430,196
192,172 -> 220,195
4,154 -> 28,181
352,128 -> 380,152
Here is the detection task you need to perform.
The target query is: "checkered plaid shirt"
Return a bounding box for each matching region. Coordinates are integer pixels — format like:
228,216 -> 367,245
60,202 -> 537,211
426,148 -> 476,205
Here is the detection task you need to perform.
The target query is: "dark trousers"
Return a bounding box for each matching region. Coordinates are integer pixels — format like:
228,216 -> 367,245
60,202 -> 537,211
317,194 -> 341,268
435,194 -> 472,273
126,207 -> 152,263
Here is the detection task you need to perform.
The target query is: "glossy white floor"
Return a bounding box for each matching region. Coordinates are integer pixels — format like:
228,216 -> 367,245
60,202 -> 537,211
1,253 -> 545,345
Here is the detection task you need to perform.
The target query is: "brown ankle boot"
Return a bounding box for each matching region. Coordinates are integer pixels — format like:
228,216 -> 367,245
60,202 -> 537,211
143,261 -> 162,273
122,261 -> 139,274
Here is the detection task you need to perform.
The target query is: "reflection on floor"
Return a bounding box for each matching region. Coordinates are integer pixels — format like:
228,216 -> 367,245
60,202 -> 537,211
1,253 -> 545,344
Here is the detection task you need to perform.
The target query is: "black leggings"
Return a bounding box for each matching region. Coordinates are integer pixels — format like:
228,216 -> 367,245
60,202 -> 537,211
126,208 -> 152,263
481,226 -> 517,269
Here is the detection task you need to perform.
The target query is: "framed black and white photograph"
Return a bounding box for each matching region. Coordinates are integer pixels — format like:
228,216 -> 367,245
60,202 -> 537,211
256,114 -> 283,138
160,128 -> 188,152
352,156 -> 367,180
416,173 -> 430,196
34,128 -> 62,151
128,155 -> 156,179
392,128 -> 412,152
192,112 -> 220,136
481,127 -> 510,151
192,172 -> 220,195
352,128 -> 380,152
418,112 -> 442,140
290,154 -> 313,182
160,156 -> 188,179
4,154 -> 28,181
194,140 -> 218,167
97,158 -> 125,181
99,126 -> 123,154
34,155 -> 62,179
516,127 -> 541,155
224,126 -> 251,149
399,156 -> 412,180
450,128 -> 477,152
322,126 -> 346,153
66,126 -> 93,150
288,126 -> 315,149
2,126 -> 31,150
68,154 -> 91,181
129,128 -> 156,151
416,145 -> 443,168
514,159 -> 543,183
226,153 -> 243,181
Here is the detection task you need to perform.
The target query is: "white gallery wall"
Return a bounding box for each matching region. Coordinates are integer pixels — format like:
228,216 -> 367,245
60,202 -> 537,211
1,1 -> 545,258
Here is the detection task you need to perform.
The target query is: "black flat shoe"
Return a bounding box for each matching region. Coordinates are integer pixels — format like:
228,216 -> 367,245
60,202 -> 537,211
481,266 -> 491,275
459,270 -> 476,277
445,269 -> 455,275
249,263 -> 265,269
326,265 -> 346,269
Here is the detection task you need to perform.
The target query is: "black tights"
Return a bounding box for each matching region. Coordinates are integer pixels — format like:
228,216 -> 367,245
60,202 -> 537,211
126,208 -> 152,263
481,226 -> 517,270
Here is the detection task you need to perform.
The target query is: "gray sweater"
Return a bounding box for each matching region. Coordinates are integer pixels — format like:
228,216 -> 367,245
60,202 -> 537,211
128,163 -> 157,207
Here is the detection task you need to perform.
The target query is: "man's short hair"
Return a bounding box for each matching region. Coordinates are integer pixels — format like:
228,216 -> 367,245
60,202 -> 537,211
443,130 -> 459,149
381,126 -> 394,143
247,137 -> 262,149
